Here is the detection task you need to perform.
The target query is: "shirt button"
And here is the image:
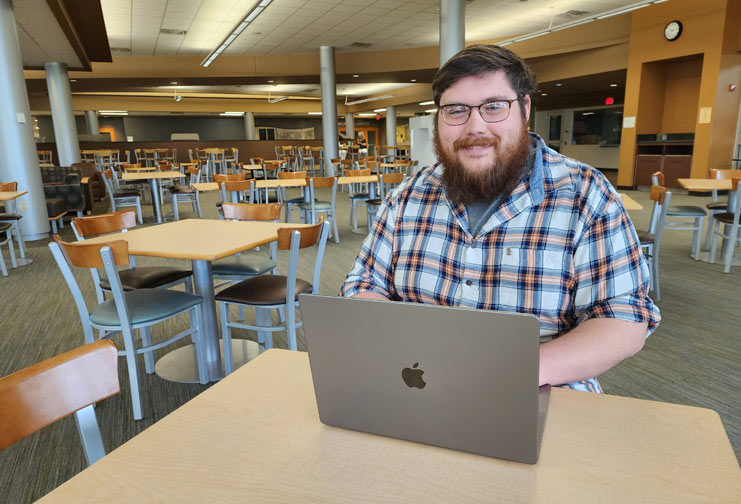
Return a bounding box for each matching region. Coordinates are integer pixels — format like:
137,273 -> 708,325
470,242 -> 476,249
465,280 -> 473,286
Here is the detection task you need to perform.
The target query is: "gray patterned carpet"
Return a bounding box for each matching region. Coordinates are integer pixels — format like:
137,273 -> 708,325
0,180 -> 738,503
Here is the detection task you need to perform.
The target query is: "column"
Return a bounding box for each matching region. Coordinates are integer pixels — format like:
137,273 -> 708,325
319,46 -> 338,176
244,112 -> 256,140
85,110 -> 99,135
45,62 -> 81,166
345,113 -> 355,139
386,106 -> 396,159
439,0 -> 465,67
0,0 -> 50,239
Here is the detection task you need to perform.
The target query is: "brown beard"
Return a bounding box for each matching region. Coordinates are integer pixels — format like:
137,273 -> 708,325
434,124 -> 532,206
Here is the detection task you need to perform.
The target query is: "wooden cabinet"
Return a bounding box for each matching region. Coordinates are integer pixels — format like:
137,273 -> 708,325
633,141 -> 693,188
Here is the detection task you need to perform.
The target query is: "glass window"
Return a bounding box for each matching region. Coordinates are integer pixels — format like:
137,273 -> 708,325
572,108 -> 623,146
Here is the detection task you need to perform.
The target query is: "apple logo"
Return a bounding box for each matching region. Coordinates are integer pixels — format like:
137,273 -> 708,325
401,362 -> 426,389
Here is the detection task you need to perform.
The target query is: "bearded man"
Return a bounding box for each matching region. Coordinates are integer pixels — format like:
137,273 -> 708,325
340,44 -> 660,392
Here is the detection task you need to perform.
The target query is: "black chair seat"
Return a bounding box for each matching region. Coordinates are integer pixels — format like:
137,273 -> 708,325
706,202 -> 726,210
114,190 -> 140,198
99,266 -> 192,291
0,213 -> 22,221
713,212 -> 738,224
636,230 -> 655,245
0,222 -> 11,232
366,198 -> 383,206
215,275 -> 312,306
170,185 -> 195,194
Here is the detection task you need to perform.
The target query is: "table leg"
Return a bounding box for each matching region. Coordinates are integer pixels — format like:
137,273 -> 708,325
150,179 -> 162,223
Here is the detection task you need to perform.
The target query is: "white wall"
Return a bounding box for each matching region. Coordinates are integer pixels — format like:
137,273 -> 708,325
410,114 -> 437,170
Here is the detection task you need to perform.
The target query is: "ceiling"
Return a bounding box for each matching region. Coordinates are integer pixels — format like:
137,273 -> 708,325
19,0 -> 644,115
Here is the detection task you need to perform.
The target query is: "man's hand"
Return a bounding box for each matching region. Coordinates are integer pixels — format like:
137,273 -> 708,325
539,318 -> 647,386
349,291 -> 390,301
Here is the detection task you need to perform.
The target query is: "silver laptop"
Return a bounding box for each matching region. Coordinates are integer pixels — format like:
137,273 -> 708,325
299,294 -> 550,464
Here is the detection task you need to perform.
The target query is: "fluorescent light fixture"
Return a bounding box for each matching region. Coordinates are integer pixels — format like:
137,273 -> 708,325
373,108 -> 386,113
580,112 -> 595,116
201,0 -> 273,67
357,113 -> 376,117
99,110 -> 128,115
419,100 -> 435,106
496,1 -> 664,46
308,112 -> 322,115
220,112 -> 244,116
425,109 -> 438,113
268,95 -> 288,103
555,83 -> 562,87
345,94 -> 394,106
610,83 -> 619,87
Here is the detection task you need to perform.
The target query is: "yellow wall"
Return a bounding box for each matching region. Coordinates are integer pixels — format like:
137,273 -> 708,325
661,56 -> 703,134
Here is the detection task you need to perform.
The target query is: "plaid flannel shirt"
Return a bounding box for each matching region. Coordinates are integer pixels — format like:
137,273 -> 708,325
340,133 -> 660,392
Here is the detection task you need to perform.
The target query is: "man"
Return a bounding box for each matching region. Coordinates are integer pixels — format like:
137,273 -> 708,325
340,44 -> 660,392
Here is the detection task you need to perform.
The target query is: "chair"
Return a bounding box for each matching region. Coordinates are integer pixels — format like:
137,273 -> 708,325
366,172 -> 407,229
0,181 -> 26,262
277,170 -> 307,222
171,166 -> 203,220
709,178 -> 741,273
0,340 -> 119,466
49,236 -> 207,420
0,222 -> 16,276
70,210 -> 193,304
37,150 -> 53,164
299,176 -> 340,243
222,179 -> 256,205
345,168 -> 372,231
703,169 -> 741,251
651,172 -> 705,259
636,185 -> 671,300
212,203 -> 281,285
214,172 -> 247,205
101,169 -> 143,224
216,220 -> 330,372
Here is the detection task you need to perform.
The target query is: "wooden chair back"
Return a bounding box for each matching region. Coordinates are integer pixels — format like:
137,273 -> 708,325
122,163 -> 142,170
278,170 -> 307,179
709,169 -> 741,179
345,169 -> 371,177
381,172 -> 405,185
53,235 -> 130,269
102,169 -> 113,180
649,185 -> 667,205
0,182 -> 18,192
222,202 -> 281,221
72,210 -> 137,238
214,173 -> 246,183
307,176 -> 336,188
185,166 -> 200,176
251,157 -> 264,165
0,341 -> 119,451
223,180 -> 254,193
277,220 -> 323,250
652,171 -> 665,185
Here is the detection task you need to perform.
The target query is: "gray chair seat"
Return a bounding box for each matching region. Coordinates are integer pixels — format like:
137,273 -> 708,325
99,266 -> 192,291
90,288 -> 203,326
298,201 -> 331,211
349,193 -> 369,200
667,206 -> 706,217
215,275 -> 312,306
636,230 -> 654,245
212,254 -> 275,276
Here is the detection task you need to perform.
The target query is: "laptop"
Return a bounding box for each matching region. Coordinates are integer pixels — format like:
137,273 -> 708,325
299,294 -> 550,464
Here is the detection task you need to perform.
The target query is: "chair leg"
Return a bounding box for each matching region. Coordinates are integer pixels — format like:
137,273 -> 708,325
332,214 -> 340,244
0,243 -> 7,277
710,220 -> 720,264
6,232 -> 16,269
286,304 -> 297,351
692,216 -> 703,260
189,305 -> 208,384
704,212 -> 715,251
256,308 -> 273,349
722,223 -> 737,273
140,327 -> 155,374
135,197 -> 143,224
121,327 -> 144,421
220,302 -> 234,376
172,196 -> 180,221
652,251 -> 660,301
12,221 -> 25,259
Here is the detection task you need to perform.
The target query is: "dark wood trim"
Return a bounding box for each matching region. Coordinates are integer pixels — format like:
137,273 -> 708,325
60,0 -> 112,63
45,0 -> 91,71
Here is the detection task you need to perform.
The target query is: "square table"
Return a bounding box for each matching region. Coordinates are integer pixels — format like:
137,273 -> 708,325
122,171 -> 185,223
81,219 -> 307,382
679,178 -> 739,262
35,350 -> 740,503
617,192 -> 643,211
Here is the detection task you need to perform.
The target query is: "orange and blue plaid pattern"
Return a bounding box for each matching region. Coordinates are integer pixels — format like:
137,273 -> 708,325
341,134 -> 660,392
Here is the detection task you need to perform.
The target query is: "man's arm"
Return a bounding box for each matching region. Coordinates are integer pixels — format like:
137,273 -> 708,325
350,291 -> 390,300
539,318 -> 646,386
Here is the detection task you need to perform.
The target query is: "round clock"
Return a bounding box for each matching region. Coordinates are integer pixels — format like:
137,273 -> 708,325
664,20 -> 682,41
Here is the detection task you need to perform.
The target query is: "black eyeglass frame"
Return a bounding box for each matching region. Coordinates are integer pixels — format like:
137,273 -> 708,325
438,98 -> 521,126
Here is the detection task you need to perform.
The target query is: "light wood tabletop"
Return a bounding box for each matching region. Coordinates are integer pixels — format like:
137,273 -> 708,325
618,192 -> 643,210
122,171 -> 185,181
36,350 -> 740,503
0,191 -> 27,202
80,218 -> 300,261
194,179 -> 307,192
678,178 -> 734,191
193,182 -> 219,192
338,175 -> 379,185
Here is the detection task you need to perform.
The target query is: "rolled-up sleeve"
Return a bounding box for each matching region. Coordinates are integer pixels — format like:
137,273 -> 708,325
340,196 -> 398,298
571,199 -> 661,336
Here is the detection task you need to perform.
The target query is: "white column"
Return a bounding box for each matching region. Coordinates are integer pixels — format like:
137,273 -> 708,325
385,106 -> 397,159
439,0 -> 465,67
345,113 -> 355,139
85,110 -> 99,135
244,112 -> 256,140
319,46 -> 338,176
0,0 -> 50,239
45,62 -> 81,166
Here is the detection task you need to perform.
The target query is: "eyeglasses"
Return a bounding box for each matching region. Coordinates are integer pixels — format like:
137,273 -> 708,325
438,99 -> 520,126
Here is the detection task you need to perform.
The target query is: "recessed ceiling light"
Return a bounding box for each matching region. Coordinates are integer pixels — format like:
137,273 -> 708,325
170,81 -> 178,85
373,108 -> 386,113
267,80 -> 274,83
353,74 -> 359,78
610,83 -> 618,87
410,79 -> 416,82
308,112 -> 322,115
419,101 -> 434,106
425,109 -> 437,113
541,93 -> 548,96
69,79 -> 77,82
555,83 -> 562,87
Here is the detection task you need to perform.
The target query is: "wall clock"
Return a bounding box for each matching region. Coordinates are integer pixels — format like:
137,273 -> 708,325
664,20 -> 682,41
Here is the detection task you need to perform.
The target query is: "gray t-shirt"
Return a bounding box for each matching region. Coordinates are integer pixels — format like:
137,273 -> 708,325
465,141 -> 536,237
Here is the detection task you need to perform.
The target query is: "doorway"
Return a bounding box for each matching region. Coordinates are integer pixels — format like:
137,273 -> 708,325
546,112 -> 563,152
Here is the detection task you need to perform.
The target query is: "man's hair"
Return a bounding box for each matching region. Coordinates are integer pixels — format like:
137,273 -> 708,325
432,44 -> 537,117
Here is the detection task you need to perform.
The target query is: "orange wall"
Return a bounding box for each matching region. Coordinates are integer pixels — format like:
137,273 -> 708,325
661,57 -> 703,134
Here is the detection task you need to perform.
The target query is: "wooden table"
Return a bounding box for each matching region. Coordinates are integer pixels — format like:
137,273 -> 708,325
81,219 -> 304,382
122,171 -> 185,223
679,178 -> 739,260
36,350 -> 740,503
618,192 -> 643,211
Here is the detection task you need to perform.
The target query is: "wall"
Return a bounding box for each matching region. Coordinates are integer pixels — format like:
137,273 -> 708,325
661,57 -> 703,133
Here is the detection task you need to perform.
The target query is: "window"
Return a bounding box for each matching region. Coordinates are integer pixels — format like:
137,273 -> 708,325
572,108 -> 623,146
258,127 -> 276,140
